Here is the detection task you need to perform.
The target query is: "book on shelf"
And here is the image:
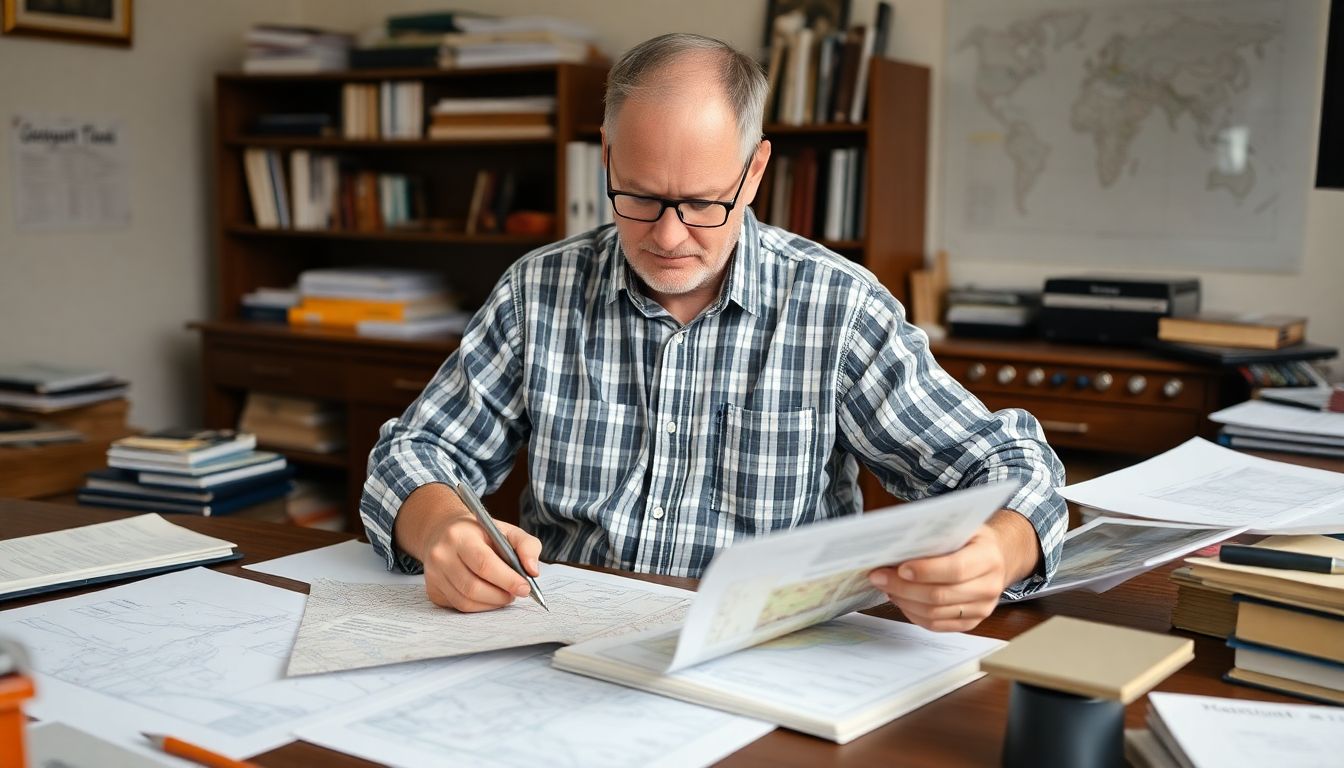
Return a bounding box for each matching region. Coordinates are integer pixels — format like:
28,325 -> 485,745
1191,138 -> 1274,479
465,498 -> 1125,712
0,420 -> 83,446
238,392 -> 340,428
763,2 -> 890,126
288,295 -> 458,328
753,147 -> 864,241
564,142 -> 609,236
0,514 -> 240,602
133,453 -> 289,489
1158,311 -> 1307,349
0,379 -> 129,412
341,82 -> 426,140
240,393 -> 345,453
109,429 -> 257,467
435,16 -> 602,69
78,478 -> 295,518
249,112 -> 333,137
298,267 -> 447,302
243,24 -> 351,73
0,363 -> 116,394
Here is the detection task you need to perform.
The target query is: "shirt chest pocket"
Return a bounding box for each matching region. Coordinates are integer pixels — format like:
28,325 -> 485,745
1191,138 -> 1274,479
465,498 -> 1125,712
711,404 -> 817,529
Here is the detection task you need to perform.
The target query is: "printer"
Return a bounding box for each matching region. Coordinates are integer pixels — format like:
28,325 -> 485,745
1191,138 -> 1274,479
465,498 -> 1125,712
1039,275 -> 1200,344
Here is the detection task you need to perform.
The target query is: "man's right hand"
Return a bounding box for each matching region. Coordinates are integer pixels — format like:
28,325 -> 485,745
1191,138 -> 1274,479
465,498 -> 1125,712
392,483 -> 543,612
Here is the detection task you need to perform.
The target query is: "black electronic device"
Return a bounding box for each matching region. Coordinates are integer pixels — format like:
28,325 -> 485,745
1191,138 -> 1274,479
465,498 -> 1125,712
1039,275 -> 1201,345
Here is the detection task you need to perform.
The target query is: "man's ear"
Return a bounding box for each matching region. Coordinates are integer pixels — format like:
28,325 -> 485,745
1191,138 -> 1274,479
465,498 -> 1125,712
742,139 -> 773,206
599,126 -> 608,162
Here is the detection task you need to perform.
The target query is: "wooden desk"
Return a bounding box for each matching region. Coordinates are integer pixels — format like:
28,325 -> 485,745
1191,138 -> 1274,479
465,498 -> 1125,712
0,499 -> 1302,768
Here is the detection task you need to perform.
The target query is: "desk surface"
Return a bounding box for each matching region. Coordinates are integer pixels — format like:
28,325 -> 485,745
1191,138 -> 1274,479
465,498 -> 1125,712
0,499 -> 1306,768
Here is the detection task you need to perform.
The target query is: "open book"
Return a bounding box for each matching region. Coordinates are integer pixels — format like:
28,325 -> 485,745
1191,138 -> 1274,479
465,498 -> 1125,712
0,514 -> 240,602
553,482 -> 1014,743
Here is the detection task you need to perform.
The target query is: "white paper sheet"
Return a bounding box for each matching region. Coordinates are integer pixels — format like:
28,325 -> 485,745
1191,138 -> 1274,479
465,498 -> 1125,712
0,567 -> 496,759
296,649 -> 775,768
1211,399 -> 1344,439
286,564 -> 690,675
1147,692 -> 1344,767
11,112 -> 131,231
667,481 -> 1014,671
25,721 -> 179,768
244,539 -> 418,586
1059,438 -> 1344,532
1002,518 -> 1242,602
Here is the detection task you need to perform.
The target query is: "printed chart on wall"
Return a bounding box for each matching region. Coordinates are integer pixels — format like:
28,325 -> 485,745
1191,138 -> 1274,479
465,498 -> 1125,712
10,112 -> 131,231
942,0 -> 1320,271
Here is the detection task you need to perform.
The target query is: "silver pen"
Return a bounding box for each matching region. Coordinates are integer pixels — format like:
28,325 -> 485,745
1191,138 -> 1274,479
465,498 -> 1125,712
454,481 -> 549,611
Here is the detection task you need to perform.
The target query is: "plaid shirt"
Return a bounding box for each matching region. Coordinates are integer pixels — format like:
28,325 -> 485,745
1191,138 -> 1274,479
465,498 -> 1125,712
361,210 -> 1067,595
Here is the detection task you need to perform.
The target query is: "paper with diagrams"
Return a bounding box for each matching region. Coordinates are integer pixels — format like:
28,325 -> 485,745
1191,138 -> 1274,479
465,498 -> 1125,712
0,567 -> 499,759
285,564 -> 691,676
1059,438 -> 1344,533
296,649 -> 776,768
663,481 -> 1014,672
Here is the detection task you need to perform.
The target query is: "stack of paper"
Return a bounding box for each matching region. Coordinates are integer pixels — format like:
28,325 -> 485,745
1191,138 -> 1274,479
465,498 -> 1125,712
1211,399 -> 1344,459
1127,692 -> 1344,768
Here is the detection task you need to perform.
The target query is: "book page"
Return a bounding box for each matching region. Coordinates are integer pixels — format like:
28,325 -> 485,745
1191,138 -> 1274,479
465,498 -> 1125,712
0,514 -> 234,595
667,482 -> 1014,671
297,650 -> 774,768
1059,438 -> 1344,531
563,613 -> 1003,721
285,564 -> 691,675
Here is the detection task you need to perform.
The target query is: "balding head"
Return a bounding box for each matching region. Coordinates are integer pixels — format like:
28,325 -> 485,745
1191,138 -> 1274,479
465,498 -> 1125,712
603,33 -> 767,163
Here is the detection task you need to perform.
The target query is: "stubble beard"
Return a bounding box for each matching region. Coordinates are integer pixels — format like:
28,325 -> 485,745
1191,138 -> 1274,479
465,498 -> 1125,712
618,220 -> 741,297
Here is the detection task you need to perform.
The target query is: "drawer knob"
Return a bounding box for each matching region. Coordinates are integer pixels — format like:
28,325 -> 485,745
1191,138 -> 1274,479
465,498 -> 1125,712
1162,378 -> 1184,399
1093,372 -> 1113,392
996,365 -> 1017,385
1050,372 -> 1068,388
1126,375 -> 1147,395
966,363 -> 987,382
1025,367 -> 1045,386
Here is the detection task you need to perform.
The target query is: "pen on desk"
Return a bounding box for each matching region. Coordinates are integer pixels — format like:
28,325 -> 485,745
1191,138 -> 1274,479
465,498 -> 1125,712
1218,544 -> 1344,574
454,480 -> 549,611
142,733 -> 260,768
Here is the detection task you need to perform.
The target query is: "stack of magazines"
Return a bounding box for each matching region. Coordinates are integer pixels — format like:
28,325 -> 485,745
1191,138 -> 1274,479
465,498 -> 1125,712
78,429 -> 292,517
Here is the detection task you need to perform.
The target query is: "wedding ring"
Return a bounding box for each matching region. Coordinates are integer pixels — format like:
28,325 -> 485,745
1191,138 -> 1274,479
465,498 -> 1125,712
957,606 -> 964,619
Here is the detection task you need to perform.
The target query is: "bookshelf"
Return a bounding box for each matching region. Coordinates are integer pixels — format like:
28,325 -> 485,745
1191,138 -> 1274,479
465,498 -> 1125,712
197,58 -> 929,530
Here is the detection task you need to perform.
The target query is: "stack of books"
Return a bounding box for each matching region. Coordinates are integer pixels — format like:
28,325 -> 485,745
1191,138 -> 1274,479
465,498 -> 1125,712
1210,398 -> 1344,459
240,393 -> 344,454
437,16 -> 602,69
1182,535 -> 1344,705
763,1 -> 891,126
1168,566 -> 1237,639
239,286 -> 300,324
944,286 -> 1041,339
290,267 -> 471,339
0,363 -> 128,413
428,95 -> 555,141
347,10 -> 492,69
1158,311 -> 1307,350
242,149 -> 425,232
242,24 -> 351,73
78,429 -> 293,518
1127,692 -> 1344,768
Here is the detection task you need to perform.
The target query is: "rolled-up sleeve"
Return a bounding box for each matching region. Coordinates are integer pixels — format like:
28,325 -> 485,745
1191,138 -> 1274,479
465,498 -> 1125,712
835,289 -> 1067,597
360,271 -> 529,573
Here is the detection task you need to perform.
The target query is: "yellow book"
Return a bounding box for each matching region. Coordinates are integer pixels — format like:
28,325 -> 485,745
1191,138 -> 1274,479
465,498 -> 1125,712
288,296 -> 455,327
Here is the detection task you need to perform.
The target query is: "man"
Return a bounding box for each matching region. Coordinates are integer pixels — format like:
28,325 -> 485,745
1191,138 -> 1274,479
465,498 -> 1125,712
362,33 -> 1066,632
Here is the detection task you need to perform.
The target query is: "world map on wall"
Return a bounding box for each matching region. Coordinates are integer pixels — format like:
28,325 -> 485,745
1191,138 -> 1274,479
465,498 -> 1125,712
942,0 -> 1317,271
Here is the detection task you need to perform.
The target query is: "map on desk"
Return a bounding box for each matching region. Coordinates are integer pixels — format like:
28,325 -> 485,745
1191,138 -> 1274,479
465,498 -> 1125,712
942,0 -> 1318,272
285,564 -> 692,676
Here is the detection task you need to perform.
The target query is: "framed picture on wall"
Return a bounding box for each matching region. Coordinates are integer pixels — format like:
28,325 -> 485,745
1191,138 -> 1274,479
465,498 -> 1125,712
2,0 -> 133,46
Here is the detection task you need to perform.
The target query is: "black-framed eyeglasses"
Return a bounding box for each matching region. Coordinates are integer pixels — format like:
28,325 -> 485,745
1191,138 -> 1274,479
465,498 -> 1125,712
605,145 -> 754,228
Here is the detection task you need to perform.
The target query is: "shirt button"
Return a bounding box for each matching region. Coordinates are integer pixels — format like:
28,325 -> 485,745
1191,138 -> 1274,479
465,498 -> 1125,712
665,421 -> 677,434
675,333 -> 686,345
651,505 -> 665,520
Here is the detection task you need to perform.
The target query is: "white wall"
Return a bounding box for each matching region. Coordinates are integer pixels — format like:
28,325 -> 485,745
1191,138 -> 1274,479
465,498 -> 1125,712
0,0 -> 300,430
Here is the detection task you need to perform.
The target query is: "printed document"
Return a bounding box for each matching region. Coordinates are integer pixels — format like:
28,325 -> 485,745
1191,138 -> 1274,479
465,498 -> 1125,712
296,649 -> 775,768
1059,438 -> 1344,533
244,539 -> 419,586
665,482 -> 1013,671
286,564 -> 691,675
0,567 -> 496,759
1147,692 -> 1344,767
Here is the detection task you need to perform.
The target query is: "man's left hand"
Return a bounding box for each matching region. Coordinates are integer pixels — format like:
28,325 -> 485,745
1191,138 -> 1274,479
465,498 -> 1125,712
867,509 -> 1039,632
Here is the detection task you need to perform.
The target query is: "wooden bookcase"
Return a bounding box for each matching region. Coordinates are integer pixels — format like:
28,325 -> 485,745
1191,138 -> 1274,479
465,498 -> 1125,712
197,58 -> 930,530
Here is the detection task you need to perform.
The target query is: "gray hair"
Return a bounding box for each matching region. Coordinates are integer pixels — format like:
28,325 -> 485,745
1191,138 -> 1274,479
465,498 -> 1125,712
603,33 -> 767,162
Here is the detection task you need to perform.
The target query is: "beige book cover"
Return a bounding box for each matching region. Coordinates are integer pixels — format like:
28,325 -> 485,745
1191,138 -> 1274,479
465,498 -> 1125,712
979,616 -> 1193,704
1186,535 -> 1344,609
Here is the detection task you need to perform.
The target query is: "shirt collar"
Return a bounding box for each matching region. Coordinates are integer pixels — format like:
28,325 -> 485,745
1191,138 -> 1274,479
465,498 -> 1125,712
602,208 -> 764,318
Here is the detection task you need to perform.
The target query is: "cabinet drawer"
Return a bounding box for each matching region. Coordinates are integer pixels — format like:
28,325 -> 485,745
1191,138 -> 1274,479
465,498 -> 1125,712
206,347 -> 344,398
349,363 -> 439,407
978,395 -> 1202,455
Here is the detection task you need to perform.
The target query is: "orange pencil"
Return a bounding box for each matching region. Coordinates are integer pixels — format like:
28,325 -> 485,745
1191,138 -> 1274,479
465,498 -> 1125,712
142,733 -> 261,768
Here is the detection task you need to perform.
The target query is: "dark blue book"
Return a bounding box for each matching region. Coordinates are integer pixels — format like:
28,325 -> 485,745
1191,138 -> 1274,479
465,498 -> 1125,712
85,466 -> 295,501
78,480 -> 293,517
